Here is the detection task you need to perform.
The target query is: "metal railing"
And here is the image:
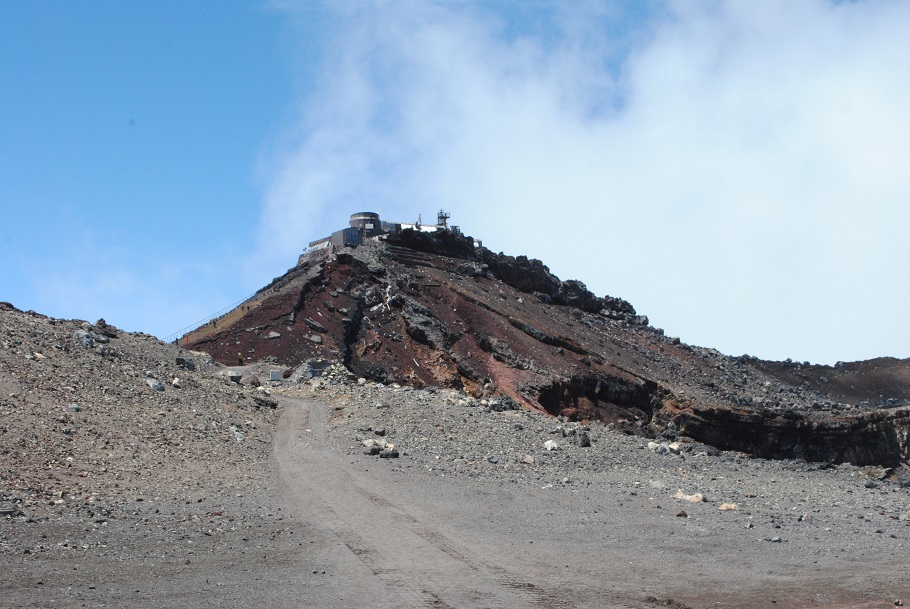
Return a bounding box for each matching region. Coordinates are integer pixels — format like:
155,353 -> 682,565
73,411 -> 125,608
162,293 -> 259,344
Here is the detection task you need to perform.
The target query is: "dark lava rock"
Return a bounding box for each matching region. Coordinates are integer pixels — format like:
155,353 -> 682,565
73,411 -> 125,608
575,431 -> 592,448
176,356 -> 196,371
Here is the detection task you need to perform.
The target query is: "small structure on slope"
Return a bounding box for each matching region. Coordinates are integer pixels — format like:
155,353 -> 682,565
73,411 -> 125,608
299,209 -> 462,264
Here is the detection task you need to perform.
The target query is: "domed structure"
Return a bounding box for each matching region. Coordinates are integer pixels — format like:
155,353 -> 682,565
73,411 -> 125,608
349,212 -> 382,237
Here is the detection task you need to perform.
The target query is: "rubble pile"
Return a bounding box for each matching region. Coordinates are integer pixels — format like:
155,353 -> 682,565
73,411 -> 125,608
0,302 -> 278,521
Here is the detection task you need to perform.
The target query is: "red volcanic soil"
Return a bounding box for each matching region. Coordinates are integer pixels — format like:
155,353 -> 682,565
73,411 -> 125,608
185,231 -> 910,467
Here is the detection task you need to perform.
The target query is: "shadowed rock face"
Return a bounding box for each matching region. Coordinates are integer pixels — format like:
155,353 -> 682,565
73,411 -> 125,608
186,230 -> 910,467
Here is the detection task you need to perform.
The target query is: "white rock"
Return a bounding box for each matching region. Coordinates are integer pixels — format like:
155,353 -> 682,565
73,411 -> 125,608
544,440 -> 559,451
673,489 -> 705,503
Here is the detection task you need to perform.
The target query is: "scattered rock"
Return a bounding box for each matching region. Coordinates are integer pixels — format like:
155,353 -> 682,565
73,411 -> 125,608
73,329 -> 95,348
176,356 -> 196,371
289,359 -> 331,382
304,318 -> 326,333
488,396 -> 518,412
240,374 -> 261,387
145,379 -> 165,392
673,490 -> 704,503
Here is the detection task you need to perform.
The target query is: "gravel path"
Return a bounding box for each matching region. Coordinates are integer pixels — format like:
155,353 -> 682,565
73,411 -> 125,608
3,305 -> 909,608
281,376 -> 910,608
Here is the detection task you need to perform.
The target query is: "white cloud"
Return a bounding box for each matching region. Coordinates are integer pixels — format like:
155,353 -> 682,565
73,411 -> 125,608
259,0 -> 910,363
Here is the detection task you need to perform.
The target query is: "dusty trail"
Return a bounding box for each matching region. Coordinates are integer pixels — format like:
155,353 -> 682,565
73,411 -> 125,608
4,302 -> 909,609
273,395 -> 910,609
3,391 -> 907,608
274,396 -> 622,609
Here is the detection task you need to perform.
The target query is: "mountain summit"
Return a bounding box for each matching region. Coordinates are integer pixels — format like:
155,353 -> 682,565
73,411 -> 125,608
185,213 -> 910,466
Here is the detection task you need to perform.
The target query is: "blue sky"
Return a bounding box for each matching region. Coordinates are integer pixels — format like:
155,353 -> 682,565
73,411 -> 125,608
2,1 -> 909,364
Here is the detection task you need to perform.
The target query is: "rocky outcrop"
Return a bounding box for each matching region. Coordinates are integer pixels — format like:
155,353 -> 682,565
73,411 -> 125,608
477,251 -> 635,317
657,401 -> 910,466
533,371 -> 660,435
388,229 -> 636,318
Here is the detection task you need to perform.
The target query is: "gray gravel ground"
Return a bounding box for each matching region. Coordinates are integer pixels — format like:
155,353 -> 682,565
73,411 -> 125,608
3,305 -> 909,608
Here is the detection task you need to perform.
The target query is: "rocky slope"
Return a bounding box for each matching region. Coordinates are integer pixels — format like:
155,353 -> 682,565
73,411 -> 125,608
2,300 -> 910,608
185,230 -> 910,467
0,302 -> 278,522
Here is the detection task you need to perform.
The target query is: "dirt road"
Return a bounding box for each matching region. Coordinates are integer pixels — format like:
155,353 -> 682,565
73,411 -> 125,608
273,396 -> 910,609
4,305 -> 908,608
275,396 -> 597,608
3,394 -> 907,609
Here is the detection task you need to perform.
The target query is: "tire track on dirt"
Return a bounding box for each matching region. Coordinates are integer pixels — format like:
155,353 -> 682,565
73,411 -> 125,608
349,482 -> 576,609
274,397 -> 608,609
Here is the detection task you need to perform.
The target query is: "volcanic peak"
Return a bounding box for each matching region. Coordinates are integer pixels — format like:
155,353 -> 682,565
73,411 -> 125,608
183,219 -> 910,467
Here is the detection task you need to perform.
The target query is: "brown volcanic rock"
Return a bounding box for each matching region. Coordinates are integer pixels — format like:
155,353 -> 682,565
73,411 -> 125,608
185,232 -> 910,466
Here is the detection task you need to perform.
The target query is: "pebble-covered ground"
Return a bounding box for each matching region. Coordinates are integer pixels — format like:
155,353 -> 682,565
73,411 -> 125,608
3,303 -> 910,608
0,305 -> 304,609
0,305 -> 279,523
290,369 -> 910,562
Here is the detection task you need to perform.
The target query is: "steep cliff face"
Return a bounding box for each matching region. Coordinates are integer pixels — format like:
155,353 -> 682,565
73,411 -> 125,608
186,230 -> 910,466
